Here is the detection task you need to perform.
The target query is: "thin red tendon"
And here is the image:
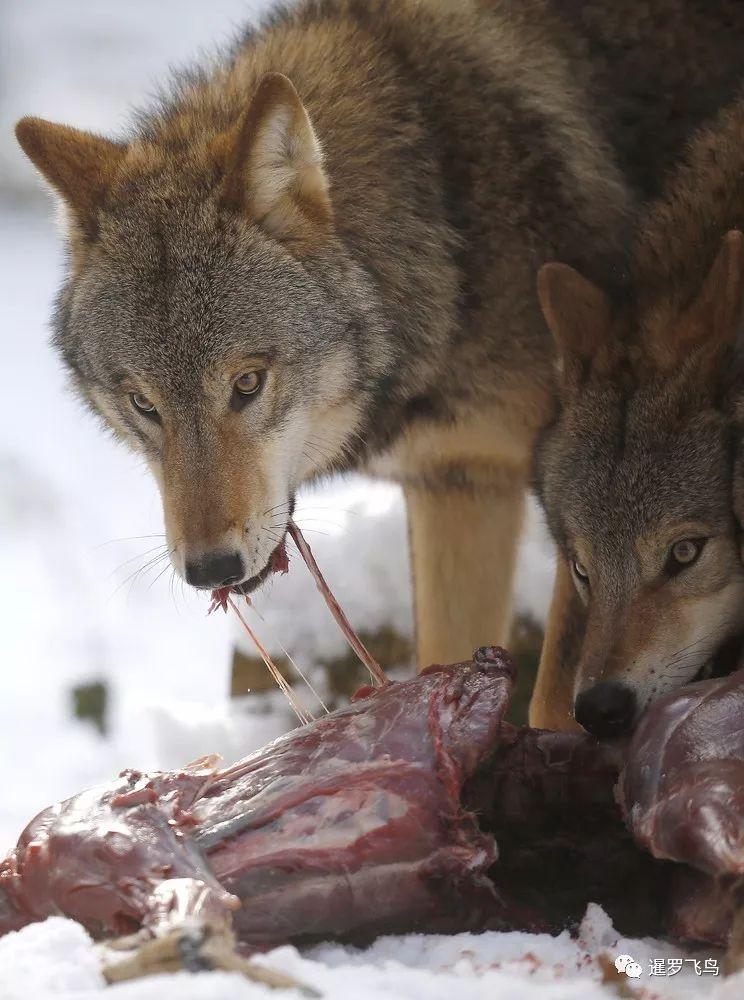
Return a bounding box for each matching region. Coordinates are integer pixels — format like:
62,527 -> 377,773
287,521 -> 387,688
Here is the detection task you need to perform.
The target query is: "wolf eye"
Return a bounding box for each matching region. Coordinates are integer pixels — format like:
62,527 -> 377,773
130,392 -> 158,418
572,559 -> 589,583
667,538 -> 706,574
231,371 -> 264,410
235,372 -> 262,395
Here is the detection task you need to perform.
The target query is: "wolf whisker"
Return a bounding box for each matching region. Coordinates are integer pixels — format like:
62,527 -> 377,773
302,449 -> 335,470
657,621 -> 741,679
293,505 -> 359,516
262,502 -> 291,517
147,559 -> 175,592
110,551 -> 171,599
664,624 -> 731,663
95,533 -> 166,549
169,566 -> 184,611
108,544 -> 169,579
303,441 -> 337,461
292,516 -> 344,529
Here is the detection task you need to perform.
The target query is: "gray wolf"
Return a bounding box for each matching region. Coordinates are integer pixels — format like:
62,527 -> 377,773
531,96 -> 744,736
15,0 -> 634,667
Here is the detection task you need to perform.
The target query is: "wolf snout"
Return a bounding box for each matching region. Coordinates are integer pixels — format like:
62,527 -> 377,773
184,551 -> 246,590
574,681 -> 636,739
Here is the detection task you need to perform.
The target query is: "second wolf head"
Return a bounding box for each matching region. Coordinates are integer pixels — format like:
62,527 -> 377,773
534,232 -> 744,737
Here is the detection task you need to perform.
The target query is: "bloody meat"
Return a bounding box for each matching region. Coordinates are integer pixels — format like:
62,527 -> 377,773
0,647 -> 514,946
620,667 -> 744,876
4,650 -> 744,967
619,668 -> 744,953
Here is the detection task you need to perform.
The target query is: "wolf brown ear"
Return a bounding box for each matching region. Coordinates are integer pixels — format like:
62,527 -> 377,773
645,230 -> 744,370
537,263 -> 613,383
680,229 -> 744,355
221,73 -> 332,252
15,117 -> 125,237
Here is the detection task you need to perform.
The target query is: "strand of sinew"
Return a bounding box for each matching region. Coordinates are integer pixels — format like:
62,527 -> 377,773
287,521 -> 387,687
247,600 -> 329,714
226,595 -> 313,725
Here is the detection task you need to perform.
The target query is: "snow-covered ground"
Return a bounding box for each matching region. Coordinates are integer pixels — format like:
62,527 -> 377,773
1,906 -> 738,1000
0,2 -> 725,998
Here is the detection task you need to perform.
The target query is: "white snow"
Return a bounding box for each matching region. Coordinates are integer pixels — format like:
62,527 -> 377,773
0,907 -> 738,1000
0,2 -> 716,998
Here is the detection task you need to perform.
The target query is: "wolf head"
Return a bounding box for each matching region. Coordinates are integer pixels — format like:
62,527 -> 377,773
535,231 -> 744,737
16,74 -> 388,591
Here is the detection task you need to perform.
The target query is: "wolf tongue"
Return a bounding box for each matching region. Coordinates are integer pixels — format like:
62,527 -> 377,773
287,521 -> 387,688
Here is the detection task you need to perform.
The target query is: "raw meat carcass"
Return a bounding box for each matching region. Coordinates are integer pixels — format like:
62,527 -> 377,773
0,647 -> 514,954
619,668 -> 744,960
6,644 -> 744,984
620,667 -> 744,875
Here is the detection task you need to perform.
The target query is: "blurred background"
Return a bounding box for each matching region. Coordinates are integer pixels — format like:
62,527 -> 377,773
0,0 -> 555,849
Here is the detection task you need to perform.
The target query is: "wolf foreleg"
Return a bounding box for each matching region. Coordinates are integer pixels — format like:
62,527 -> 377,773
404,470 -> 525,667
529,558 -> 584,731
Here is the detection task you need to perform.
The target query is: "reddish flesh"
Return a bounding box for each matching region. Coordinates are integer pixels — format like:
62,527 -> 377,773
620,668 -> 744,876
0,648 -> 513,946
615,668 -> 744,944
6,654 -> 744,951
0,757 -> 239,938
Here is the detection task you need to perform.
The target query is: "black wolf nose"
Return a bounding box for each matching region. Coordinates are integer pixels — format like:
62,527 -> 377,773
574,681 -> 636,738
185,552 -> 245,589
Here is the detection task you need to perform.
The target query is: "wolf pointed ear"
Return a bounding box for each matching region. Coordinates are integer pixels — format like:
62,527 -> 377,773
646,230 -> 744,370
683,229 -> 744,351
537,263 -> 613,383
221,73 -> 332,251
15,117 -> 125,237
